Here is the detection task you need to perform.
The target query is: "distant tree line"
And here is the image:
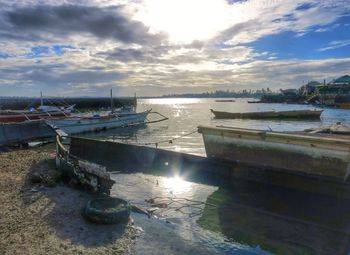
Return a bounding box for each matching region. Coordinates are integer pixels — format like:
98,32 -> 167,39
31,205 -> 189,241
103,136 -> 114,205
161,88 -> 275,98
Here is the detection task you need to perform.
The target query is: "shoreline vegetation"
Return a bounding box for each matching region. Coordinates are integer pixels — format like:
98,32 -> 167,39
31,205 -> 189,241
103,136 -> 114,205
155,88 -> 274,99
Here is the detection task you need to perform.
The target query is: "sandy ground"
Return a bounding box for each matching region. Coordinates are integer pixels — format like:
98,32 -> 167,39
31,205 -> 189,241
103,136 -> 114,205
0,144 -> 220,255
0,144 -> 139,255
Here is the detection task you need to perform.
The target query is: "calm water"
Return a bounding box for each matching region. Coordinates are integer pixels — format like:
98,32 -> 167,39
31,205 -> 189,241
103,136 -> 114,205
111,172 -> 350,255
83,98 -> 350,254
83,97 -> 350,156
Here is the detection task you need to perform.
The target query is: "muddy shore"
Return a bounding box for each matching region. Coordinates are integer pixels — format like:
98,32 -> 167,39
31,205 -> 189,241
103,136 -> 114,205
0,144 -> 138,255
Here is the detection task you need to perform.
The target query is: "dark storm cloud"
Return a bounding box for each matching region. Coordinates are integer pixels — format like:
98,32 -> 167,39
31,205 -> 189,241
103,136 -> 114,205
98,44 -> 171,62
2,4 -> 165,44
0,63 -> 126,86
25,69 -> 126,84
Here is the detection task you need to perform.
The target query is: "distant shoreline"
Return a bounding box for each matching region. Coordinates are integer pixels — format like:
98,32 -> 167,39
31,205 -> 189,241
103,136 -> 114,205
139,95 -> 262,99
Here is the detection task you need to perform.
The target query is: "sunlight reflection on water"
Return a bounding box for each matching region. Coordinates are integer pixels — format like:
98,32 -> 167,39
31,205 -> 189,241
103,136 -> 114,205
161,175 -> 192,195
144,98 -> 201,105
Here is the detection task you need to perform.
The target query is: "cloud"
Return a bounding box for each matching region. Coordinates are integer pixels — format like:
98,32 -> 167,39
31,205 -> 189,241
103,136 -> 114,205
0,60 -> 126,89
213,0 -> 350,45
314,23 -> 340,33
0,0 -> 349,96
318,39 -> 350,51
2,4 -> 165,45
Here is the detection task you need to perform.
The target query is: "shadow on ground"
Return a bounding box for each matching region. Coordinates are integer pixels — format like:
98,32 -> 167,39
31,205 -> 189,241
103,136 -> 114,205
21,159 -> 133,248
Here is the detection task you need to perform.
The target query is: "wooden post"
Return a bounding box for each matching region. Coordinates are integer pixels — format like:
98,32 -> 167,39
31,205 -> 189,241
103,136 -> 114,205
110,89 -> 114,112
40,91 -> 43,107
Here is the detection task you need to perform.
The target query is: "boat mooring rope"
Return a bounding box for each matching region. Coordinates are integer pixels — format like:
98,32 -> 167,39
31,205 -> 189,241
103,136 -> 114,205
140,129 -> 198,148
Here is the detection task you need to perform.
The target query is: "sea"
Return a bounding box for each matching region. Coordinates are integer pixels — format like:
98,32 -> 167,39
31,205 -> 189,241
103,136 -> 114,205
82,98 -> 350,255
82,97 -> 350,156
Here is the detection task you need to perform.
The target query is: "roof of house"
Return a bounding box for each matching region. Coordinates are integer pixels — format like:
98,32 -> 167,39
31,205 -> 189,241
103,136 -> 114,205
305,81 -> 322,87
333,75 -> 350,84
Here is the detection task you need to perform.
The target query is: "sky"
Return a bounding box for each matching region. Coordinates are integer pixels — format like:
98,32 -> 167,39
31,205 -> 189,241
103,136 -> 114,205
0,0 -> 350,97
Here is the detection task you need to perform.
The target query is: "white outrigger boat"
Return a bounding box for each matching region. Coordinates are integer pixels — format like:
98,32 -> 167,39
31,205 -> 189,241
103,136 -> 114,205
46,109 -> 151,135
198,125 -> 350,181
46,90 -> 167,135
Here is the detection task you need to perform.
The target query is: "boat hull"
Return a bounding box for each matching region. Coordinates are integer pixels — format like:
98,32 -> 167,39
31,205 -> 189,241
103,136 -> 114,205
211,109 -> 323,119
215,100 -> 235,102
335,103 -> 350,109
0,111 -> 67,123
198,125 -> 350,181
0,120 -> 55,146
47,111 -> 149,135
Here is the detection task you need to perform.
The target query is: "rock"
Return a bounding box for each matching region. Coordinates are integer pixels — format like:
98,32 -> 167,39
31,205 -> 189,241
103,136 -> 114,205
30,167 -> 62,187
147,207 -> 159,213
153,203 -> 167,208
41,169 -> 62,187
30,187 -> 39,193
131,205 -> 149,216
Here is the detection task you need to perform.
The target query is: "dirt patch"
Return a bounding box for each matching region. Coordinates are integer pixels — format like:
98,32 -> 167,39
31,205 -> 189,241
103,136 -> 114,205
0,144 -> 138,255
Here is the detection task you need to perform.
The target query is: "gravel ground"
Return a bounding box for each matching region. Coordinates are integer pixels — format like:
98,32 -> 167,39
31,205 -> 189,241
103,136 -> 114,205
0,144 -> 138,255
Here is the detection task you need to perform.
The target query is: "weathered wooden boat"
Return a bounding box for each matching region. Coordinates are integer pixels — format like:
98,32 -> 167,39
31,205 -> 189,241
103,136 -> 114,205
210,109 -> 323,119
0,106 -> 74,123
0,92 -> 74,123
198,125 -> 350,181
304,122 -> 350,135
46,109 -> 151,135
335,102 -> 350,109
247,100 -> 261,103
57,135 -> 350,198
215,99 -> 235,102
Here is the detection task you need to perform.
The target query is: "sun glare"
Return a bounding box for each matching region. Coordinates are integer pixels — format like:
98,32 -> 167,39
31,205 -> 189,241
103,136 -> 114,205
135,0 -> 235,43
162,175 -> 192,195
144,98 -> 201,105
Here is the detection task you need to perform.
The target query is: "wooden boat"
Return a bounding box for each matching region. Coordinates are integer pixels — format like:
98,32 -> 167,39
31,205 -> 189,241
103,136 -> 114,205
210,109 -> 323,119
304,122 -> 350,135
247,100 -> 261,103
47,90 -> 160,135
46,109 -> 151,135
198,125 -> 350,181
215,99 -> 235,102
0,92 -> 74,123
335,102 -> 350,109
0,106 -> 73,123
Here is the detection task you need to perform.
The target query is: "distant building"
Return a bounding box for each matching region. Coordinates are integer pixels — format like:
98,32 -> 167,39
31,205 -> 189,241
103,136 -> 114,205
330,75 -> 350,85
299,81 -> 323,96
319,75 -> 350,95
317,75 -> 350,107
280,89 -> 298,97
